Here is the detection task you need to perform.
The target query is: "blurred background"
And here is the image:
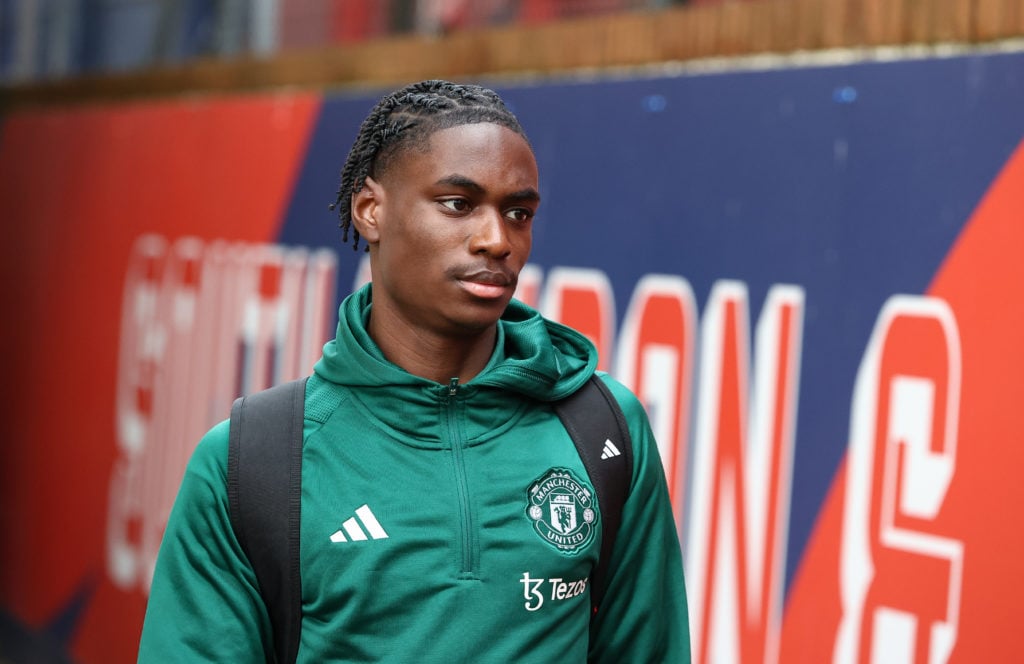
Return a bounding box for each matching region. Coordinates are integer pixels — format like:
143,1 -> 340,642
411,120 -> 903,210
1,0 -> 689,82
1,0 -> 1022,662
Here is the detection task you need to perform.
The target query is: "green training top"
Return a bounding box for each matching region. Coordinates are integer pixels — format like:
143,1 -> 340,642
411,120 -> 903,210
138,284 -> 690,663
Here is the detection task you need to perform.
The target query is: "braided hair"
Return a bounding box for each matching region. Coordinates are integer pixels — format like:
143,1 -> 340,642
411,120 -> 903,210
330,80 -> 528,251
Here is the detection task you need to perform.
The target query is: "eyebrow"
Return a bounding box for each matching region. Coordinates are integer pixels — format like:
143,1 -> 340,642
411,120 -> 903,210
436,174 -> 540,204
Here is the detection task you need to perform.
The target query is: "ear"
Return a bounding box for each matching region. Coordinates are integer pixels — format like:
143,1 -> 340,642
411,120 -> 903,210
350,176 -> 383,244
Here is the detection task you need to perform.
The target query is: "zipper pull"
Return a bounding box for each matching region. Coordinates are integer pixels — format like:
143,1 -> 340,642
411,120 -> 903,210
448,377 -> 460,397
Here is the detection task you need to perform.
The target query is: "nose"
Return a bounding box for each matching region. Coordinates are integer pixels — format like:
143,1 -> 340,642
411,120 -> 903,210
469,208 -> 512,258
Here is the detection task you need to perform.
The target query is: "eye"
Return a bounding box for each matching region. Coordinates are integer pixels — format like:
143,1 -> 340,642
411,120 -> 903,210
439,198 -> 471,213
505,208 -> 534,223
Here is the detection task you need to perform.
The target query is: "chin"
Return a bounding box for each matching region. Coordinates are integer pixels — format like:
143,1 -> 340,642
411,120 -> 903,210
446,301 -> 509,335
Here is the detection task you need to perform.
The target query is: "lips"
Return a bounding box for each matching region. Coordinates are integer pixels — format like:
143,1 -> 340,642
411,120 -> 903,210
459,269 -> 513,287
455,268 -> 516,299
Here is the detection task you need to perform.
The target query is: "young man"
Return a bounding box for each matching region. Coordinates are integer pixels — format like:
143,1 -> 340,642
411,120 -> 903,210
139,80 -> 690,662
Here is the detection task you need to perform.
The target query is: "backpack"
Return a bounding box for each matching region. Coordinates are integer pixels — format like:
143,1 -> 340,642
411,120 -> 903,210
227,374 -> 634,664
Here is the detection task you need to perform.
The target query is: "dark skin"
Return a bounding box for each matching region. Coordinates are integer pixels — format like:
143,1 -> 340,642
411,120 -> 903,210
350,122 -> 540,385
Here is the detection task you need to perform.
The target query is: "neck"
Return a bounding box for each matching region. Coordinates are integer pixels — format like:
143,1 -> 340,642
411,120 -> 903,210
367,308 -> 498,385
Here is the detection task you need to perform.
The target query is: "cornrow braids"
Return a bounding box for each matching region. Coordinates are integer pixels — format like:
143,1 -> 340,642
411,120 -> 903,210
329,79 -> 528,251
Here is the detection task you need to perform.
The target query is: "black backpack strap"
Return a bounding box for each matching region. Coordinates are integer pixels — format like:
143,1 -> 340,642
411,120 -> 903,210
553,374 -> 634,618
227,377 -> 308,664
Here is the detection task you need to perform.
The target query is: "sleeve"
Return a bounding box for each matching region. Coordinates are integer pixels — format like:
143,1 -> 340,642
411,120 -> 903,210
587,376 -> 692,664
137,420 -> 273,663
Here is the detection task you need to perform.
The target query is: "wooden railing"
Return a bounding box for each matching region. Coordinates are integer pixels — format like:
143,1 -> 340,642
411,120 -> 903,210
2,0 -> 1022,109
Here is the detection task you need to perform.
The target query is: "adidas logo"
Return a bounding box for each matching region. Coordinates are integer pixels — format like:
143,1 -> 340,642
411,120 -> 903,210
329,504 -> 389,543
600,439 -> 621,460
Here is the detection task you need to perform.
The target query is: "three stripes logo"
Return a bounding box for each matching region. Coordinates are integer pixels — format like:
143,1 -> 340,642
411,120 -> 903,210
329,504 -> 389,543
600,439 -> 621,460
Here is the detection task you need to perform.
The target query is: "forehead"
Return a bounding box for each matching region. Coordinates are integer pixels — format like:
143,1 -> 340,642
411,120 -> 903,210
381,122 -> 538,188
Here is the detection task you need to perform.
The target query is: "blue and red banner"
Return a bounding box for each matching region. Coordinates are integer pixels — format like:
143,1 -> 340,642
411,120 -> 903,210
1,49 -> 1022,662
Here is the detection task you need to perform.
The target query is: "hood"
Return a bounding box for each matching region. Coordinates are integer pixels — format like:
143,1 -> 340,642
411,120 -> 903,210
314,283 -> 597,403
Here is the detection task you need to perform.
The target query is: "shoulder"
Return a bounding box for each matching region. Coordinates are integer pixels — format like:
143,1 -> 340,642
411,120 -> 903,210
593,372 -> 644,414
590,372 -> 665,487
592,372 -> 650,435
179,419 -> 231,497
153,420 -> 237,580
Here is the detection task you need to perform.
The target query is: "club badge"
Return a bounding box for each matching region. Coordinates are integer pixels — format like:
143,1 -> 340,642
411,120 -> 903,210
526,468 -> 598,554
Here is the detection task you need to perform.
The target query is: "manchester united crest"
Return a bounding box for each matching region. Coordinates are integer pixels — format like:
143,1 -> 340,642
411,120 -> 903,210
526,468 -> 598,554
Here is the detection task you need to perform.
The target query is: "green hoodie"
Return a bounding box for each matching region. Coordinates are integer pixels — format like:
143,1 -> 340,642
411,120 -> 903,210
139,285 -> 690,663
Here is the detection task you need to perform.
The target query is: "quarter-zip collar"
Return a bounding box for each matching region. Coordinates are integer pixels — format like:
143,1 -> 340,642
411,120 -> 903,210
313,284 -> 597,444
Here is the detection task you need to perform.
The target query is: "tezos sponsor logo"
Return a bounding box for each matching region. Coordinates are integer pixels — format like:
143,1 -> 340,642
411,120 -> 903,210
520,572 -> 588,611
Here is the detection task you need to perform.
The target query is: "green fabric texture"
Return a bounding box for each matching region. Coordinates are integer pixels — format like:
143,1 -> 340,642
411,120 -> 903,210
138,284 -> 690,663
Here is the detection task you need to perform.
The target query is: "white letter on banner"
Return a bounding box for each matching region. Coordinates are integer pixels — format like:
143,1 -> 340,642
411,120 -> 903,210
615,274 -> 698,519
835,296 -> 963,664
686,281 -> 804,664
